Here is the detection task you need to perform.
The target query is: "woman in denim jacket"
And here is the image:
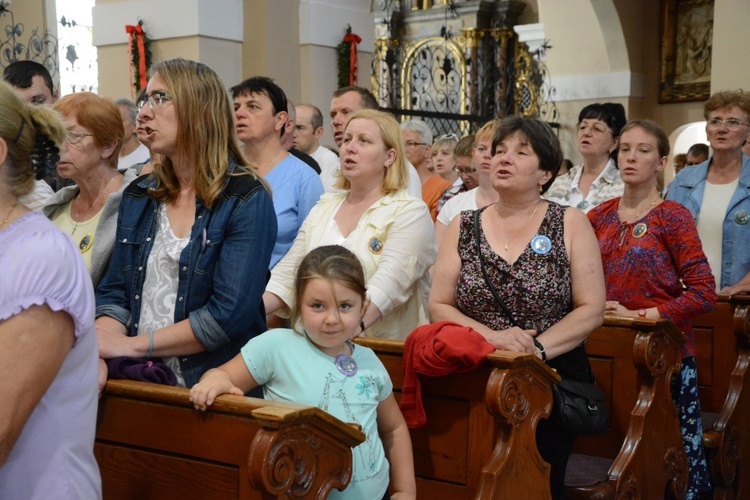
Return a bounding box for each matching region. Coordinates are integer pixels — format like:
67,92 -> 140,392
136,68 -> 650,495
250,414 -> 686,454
667,90 -> 750,295
95,59 -> 277,389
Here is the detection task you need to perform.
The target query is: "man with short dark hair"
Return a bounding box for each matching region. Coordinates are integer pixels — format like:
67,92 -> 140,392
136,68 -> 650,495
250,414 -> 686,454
3,60 -> 69,195
3,60 -> 58,105
231,76 -> 323,268
686,143 -> 709,166
329,85 -> 422,197
294,103 -> 339,191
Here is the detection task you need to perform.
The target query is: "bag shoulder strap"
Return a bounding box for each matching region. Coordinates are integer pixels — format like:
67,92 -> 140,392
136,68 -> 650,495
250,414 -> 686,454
472,209 -> 519,327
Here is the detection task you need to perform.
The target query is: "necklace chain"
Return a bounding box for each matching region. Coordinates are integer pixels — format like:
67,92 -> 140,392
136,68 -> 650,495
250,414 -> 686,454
73,173 -> 117,234
618,195 -> 660,224
0,201 -> 18,228
259,149 -> 284,176
497,199 -> 543,251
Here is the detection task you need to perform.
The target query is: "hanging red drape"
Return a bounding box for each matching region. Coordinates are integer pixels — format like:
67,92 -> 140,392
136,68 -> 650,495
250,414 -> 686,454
343,31 -> 362,86
125,24 -> 148,92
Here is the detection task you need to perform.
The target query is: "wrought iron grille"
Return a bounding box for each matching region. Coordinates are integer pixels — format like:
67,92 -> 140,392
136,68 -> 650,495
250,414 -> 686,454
371,23 -> 558,137
0,2 -> 59,79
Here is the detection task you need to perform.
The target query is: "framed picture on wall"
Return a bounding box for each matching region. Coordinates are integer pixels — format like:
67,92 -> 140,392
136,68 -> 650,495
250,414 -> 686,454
659,0 -> 714,103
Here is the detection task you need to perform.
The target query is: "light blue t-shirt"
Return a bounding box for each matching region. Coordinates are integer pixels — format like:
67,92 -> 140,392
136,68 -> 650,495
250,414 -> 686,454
241,328 -> 392,500
266,156 -> 324,268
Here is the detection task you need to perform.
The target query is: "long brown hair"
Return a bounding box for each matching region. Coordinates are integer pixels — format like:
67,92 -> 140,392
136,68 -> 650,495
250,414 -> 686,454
148,58 -> 257,209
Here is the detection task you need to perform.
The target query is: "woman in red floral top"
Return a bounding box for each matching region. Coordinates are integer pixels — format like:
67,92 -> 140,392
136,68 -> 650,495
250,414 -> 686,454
588,119 -> 716,499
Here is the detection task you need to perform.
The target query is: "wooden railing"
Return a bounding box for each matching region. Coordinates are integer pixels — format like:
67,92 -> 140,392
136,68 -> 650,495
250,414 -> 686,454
95,380 -> 365,499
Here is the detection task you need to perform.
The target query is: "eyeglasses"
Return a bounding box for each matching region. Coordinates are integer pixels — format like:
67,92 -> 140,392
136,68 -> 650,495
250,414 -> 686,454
404,141 -> 427,148
707,118 -> 750,130
137,91 -> 172,111
436,133 -> 459,142
454,166 -> 476,175
65,131 -> 93,145
577,122 -> 611,135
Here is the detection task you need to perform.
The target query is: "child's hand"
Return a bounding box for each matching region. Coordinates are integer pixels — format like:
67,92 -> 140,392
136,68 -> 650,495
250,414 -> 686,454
189,369 -> 243,410
390,493 -> 416,500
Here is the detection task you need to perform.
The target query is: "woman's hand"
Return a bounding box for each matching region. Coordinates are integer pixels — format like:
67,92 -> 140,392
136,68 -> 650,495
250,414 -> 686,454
96,325 -> 139,358
484,327 -> 537,353
605,300 -> 635,317
98,358 -> 108,398
189,369 -> 243,411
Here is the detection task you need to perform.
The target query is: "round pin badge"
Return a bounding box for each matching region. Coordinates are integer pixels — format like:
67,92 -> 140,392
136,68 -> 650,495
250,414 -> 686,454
368,237 -> 384,254
734,210 -> 749,225
335,354 -> 358,377
531,235 -> 552,255
632,223 -> 648,239
576,200 -> 589,210
79,234 -> 94,253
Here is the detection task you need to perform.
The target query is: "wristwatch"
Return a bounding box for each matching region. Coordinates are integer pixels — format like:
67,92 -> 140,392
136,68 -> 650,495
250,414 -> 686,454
637,309 -> 647,318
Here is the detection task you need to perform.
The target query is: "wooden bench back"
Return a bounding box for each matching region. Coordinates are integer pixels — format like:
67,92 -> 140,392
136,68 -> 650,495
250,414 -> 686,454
95,379 -> 365,499
568,317 -> 688,498
356,338 -> 559,499
698,295 -> 750,499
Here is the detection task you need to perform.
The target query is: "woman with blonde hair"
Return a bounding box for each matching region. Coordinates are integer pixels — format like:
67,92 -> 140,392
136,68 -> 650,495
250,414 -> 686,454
264,109 -> 436,340
0,81 -> 101,498
95,58 -> 277,389
44,92 -> 138,287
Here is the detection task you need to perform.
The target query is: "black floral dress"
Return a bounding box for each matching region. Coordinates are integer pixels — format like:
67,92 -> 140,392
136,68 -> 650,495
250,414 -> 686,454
455,202 -> 591,499
455,202 -> 590,382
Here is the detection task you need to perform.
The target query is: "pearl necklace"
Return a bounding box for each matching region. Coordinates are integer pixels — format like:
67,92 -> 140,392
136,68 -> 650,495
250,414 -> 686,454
72,173 -> 117,234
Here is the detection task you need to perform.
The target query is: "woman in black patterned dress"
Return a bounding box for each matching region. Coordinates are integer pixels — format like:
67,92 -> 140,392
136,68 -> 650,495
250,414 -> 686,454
429,116 -> 606,499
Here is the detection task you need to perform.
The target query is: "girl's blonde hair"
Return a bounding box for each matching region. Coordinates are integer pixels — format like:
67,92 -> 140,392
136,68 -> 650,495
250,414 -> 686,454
334,109 -> 408,195
0,81 -> 65,199
148,58 -> 258,209
290,245 -> 367,333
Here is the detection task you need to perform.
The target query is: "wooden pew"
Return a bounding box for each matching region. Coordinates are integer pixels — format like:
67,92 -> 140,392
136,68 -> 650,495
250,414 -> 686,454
355,338 -> 560,499
95,379 -> 365,499
696,295 -> 750,499
565,317 -> 688,498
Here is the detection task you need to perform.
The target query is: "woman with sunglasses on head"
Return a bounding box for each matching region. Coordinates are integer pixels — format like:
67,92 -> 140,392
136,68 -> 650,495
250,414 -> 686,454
44,93 -> 138,288
588,119 -> 716,499
0,81 -> 101,499
431,133 -> 460,187
545,103 -> 627,212
667,90 -> 750,295
95,58 -> 277,391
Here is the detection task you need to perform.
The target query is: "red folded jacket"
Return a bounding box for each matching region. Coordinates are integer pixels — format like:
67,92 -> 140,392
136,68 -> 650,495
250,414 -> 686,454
399,320 -> 495,428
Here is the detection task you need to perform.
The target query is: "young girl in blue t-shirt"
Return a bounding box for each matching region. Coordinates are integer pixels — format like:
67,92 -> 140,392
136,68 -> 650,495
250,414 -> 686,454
190,245 -> 416,500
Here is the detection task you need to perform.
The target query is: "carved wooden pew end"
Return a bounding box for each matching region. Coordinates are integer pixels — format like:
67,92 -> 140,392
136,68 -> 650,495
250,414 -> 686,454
564,318 -> 688,499
355,338 -> 560,499
95,379 -> 365,499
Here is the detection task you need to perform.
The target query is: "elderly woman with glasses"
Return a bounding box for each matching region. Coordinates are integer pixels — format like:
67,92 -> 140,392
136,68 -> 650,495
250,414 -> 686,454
667,90 -> 750,295
95,58 -> 277,390
43,93 -> 138,288
545,103 -> 627,212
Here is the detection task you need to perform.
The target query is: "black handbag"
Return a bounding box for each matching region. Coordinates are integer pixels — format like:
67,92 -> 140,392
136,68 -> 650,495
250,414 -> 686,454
472,210 -> 608,436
